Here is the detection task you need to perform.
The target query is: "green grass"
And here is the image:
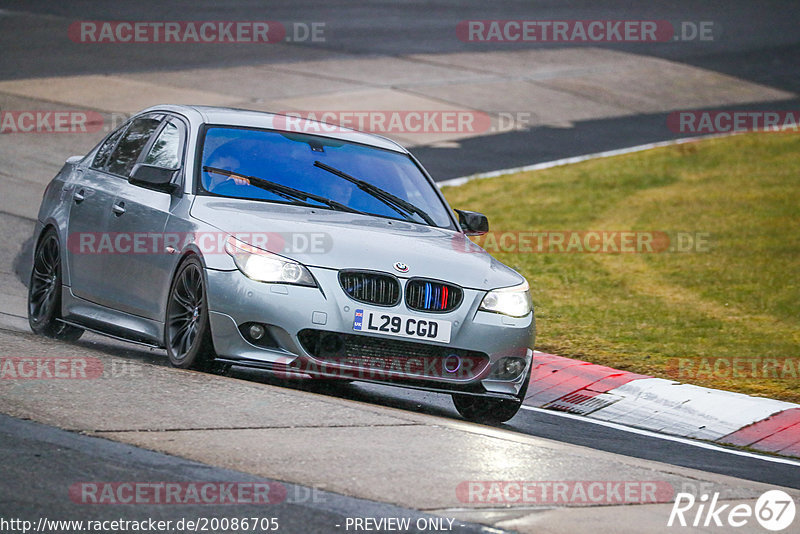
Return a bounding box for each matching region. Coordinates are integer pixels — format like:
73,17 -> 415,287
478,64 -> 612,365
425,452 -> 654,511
442,132 -> 800,402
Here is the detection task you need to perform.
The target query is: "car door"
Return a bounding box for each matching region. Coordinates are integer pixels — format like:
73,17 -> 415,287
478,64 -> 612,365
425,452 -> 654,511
65,121 -> 131,305
102,116 -> 187,320
69,113 -> 166,310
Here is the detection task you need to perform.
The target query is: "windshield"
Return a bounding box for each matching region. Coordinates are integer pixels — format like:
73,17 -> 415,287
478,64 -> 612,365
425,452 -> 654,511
198,126 -> 453,228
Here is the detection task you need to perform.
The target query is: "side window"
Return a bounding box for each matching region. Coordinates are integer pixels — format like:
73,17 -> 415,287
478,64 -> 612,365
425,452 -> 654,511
106,116 -> 162,177
91,124 -> 128,170
144,121 -> 182,169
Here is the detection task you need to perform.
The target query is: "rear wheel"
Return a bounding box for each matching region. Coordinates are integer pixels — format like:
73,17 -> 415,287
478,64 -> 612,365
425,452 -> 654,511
28,229 -> 84,341
165,256 -> 215,370
452,363 -> 532,424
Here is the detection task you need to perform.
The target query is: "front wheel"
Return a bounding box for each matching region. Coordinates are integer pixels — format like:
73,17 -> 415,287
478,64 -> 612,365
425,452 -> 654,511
452,362 -> 532,424
165,256 -> 215,370
452,395 -> 523,424
28,228 -> 84,341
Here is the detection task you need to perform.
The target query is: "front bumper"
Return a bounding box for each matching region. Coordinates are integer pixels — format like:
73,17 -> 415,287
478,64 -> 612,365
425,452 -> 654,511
204,266 -> 535,398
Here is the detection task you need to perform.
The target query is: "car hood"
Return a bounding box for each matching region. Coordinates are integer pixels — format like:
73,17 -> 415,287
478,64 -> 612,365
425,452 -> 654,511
190,196 -> 524,290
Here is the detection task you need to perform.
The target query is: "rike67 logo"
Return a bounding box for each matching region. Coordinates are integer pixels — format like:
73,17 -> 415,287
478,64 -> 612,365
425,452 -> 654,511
668,490 -> 796,531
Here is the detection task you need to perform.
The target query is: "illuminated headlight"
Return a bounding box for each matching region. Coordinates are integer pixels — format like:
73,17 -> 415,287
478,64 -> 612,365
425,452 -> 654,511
479,280 -> 532,317
225,236 -> 316,286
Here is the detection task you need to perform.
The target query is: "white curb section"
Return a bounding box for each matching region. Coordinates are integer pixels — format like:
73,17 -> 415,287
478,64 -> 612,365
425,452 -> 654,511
585,378 -> 798,441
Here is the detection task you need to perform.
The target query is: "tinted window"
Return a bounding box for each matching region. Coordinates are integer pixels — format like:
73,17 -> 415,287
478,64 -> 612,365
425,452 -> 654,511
106,116 -> 162,176
200,127 -> 452,228
91,124 -> 128,170
144,121 -> 181,169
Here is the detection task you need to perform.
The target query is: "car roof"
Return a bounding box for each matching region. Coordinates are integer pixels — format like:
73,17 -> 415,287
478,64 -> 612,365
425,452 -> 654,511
139,104 -> 409,154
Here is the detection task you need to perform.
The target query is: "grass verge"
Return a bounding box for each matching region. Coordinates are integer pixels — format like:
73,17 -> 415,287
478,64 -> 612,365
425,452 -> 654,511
442,132 -> 800,402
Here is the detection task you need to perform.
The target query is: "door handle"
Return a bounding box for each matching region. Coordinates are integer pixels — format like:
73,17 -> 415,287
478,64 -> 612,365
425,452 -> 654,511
112,201 -> 126,216
73,189 -> 85,203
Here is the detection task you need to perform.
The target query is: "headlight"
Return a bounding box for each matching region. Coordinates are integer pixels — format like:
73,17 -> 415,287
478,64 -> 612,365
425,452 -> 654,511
224,236 -> 316,286
479,280 -> 532,317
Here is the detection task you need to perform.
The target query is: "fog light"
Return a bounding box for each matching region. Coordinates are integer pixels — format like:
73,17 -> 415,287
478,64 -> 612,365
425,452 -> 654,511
491,357 -> 526,379
503,358 -> 524,377
248,324 -> 266,340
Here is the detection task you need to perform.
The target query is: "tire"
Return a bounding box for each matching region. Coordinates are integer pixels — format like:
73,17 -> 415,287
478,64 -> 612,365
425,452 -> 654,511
165,256 -> 215,370
452,362 -> 532,424
28,228 -> 84,341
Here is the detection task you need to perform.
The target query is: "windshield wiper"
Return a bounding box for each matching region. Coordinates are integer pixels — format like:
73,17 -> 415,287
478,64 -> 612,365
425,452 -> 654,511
203,166 -> 364,215
313,160 -> 436,226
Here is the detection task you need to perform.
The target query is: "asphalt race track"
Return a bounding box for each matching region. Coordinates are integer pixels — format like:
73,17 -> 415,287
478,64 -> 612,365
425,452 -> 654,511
1,2 -> 799,533
2,1 -> 800,179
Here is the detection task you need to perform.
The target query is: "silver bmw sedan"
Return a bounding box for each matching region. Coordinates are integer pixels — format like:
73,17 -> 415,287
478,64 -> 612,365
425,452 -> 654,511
29,105 -> 535,423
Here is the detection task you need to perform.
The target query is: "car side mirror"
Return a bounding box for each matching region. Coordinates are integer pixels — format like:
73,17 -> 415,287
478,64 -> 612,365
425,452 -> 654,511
455,209 -> 489,236
130,163 -> 179,194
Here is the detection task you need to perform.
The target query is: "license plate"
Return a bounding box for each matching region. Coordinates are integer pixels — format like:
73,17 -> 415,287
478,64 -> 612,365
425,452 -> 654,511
353,309 -> 451,343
